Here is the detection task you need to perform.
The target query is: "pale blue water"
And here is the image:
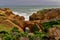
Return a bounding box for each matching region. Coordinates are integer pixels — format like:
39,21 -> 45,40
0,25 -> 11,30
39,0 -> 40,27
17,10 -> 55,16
0,5 -> 60,20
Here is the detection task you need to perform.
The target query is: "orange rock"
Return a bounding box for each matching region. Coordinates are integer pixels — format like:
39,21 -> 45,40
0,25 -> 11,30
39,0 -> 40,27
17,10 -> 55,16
45,10 -> 59,19
48,26 -> 60,38
24,21 -> 34,32
29,13 -> 44,21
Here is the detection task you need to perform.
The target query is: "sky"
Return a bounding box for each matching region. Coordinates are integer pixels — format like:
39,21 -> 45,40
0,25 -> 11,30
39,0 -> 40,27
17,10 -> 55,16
0,0 -> 60,6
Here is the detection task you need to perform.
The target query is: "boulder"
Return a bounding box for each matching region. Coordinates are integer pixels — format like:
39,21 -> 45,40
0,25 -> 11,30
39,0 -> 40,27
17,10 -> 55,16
0,8 -> 25,32
29,8 -> 60,22
48,25 -> 60,40
44,10 -> 60,20
24,21 -> 34,32
29,13 -> 44,21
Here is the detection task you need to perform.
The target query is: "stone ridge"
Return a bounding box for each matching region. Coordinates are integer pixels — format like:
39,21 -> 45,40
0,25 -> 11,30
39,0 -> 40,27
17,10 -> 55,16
29,8 -> 60,22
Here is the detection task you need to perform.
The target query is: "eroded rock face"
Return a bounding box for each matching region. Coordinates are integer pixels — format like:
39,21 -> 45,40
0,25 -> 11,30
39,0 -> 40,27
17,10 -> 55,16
48,25 -> 60,40
24,21 -> 34,32
0,8 -> 26,32
45,9 -> 60,20
29,8 -> 60,22
29,13 -> 44,21
0,8 -> 25,21
1,8 -> 60,34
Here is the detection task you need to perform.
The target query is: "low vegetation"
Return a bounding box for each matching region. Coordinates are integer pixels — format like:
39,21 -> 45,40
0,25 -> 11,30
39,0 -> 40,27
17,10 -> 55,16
0,27 -> 48,40
42,20 -> 60,32
0,20 -> 60,40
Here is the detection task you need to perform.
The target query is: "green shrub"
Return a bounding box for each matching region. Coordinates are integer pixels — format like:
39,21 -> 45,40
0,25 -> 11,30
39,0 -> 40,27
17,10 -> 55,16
42,20 -> 60,32
0,27 -> 48,40
2,27 -> 21,40
42,22 -> 52,32
56,20 -> 60,24
2,34 -> 11,40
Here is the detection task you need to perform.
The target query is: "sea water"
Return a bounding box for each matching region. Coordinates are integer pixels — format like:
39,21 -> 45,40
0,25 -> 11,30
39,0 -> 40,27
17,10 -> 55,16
0,5 -> 60,20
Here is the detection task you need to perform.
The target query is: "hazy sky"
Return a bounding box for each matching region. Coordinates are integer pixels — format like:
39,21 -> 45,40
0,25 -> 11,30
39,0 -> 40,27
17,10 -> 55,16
0,0 -> 60,6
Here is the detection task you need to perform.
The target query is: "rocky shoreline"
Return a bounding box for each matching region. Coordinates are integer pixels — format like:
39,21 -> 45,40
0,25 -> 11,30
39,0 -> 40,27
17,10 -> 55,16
0,8 -> 60,40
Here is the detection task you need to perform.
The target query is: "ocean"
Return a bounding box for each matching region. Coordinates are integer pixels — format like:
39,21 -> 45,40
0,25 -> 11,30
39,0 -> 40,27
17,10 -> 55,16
0,5 -> 60,20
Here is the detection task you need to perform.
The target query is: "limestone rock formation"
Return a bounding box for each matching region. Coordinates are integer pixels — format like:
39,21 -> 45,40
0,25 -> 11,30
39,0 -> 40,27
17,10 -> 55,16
48,25 -> 60,40
0,8 -> 25,32
24,21 -> 34,32
29,8 -> 60,22
29,13 -> 44,21
0,8 -> 60,40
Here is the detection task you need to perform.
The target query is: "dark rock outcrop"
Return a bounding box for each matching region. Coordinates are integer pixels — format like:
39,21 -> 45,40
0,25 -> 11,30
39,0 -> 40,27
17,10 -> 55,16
29,8 -> 60,22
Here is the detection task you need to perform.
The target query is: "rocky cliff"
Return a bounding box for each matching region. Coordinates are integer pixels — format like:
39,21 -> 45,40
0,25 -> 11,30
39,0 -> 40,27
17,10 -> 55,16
0,8 -> 25,32
0,8 -> 60,40
29,8 -> 60,39
29,8 -> 60,22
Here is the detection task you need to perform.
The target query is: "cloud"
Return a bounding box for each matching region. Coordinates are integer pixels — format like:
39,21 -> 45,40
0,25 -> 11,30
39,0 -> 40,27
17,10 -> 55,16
50,0 -> 60,2
0,0 -> 60,6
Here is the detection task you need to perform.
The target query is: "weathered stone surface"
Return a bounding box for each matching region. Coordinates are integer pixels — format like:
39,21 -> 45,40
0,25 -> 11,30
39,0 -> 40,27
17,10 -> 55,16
29,8 -> 60,22
0,8 -> 25,32
20,37 -> 29,40
24,21 -> 34,32
1,8 -> 60,40
44,10 -> 60,19
48,25 -> 60,40
29,13 -> 44,21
